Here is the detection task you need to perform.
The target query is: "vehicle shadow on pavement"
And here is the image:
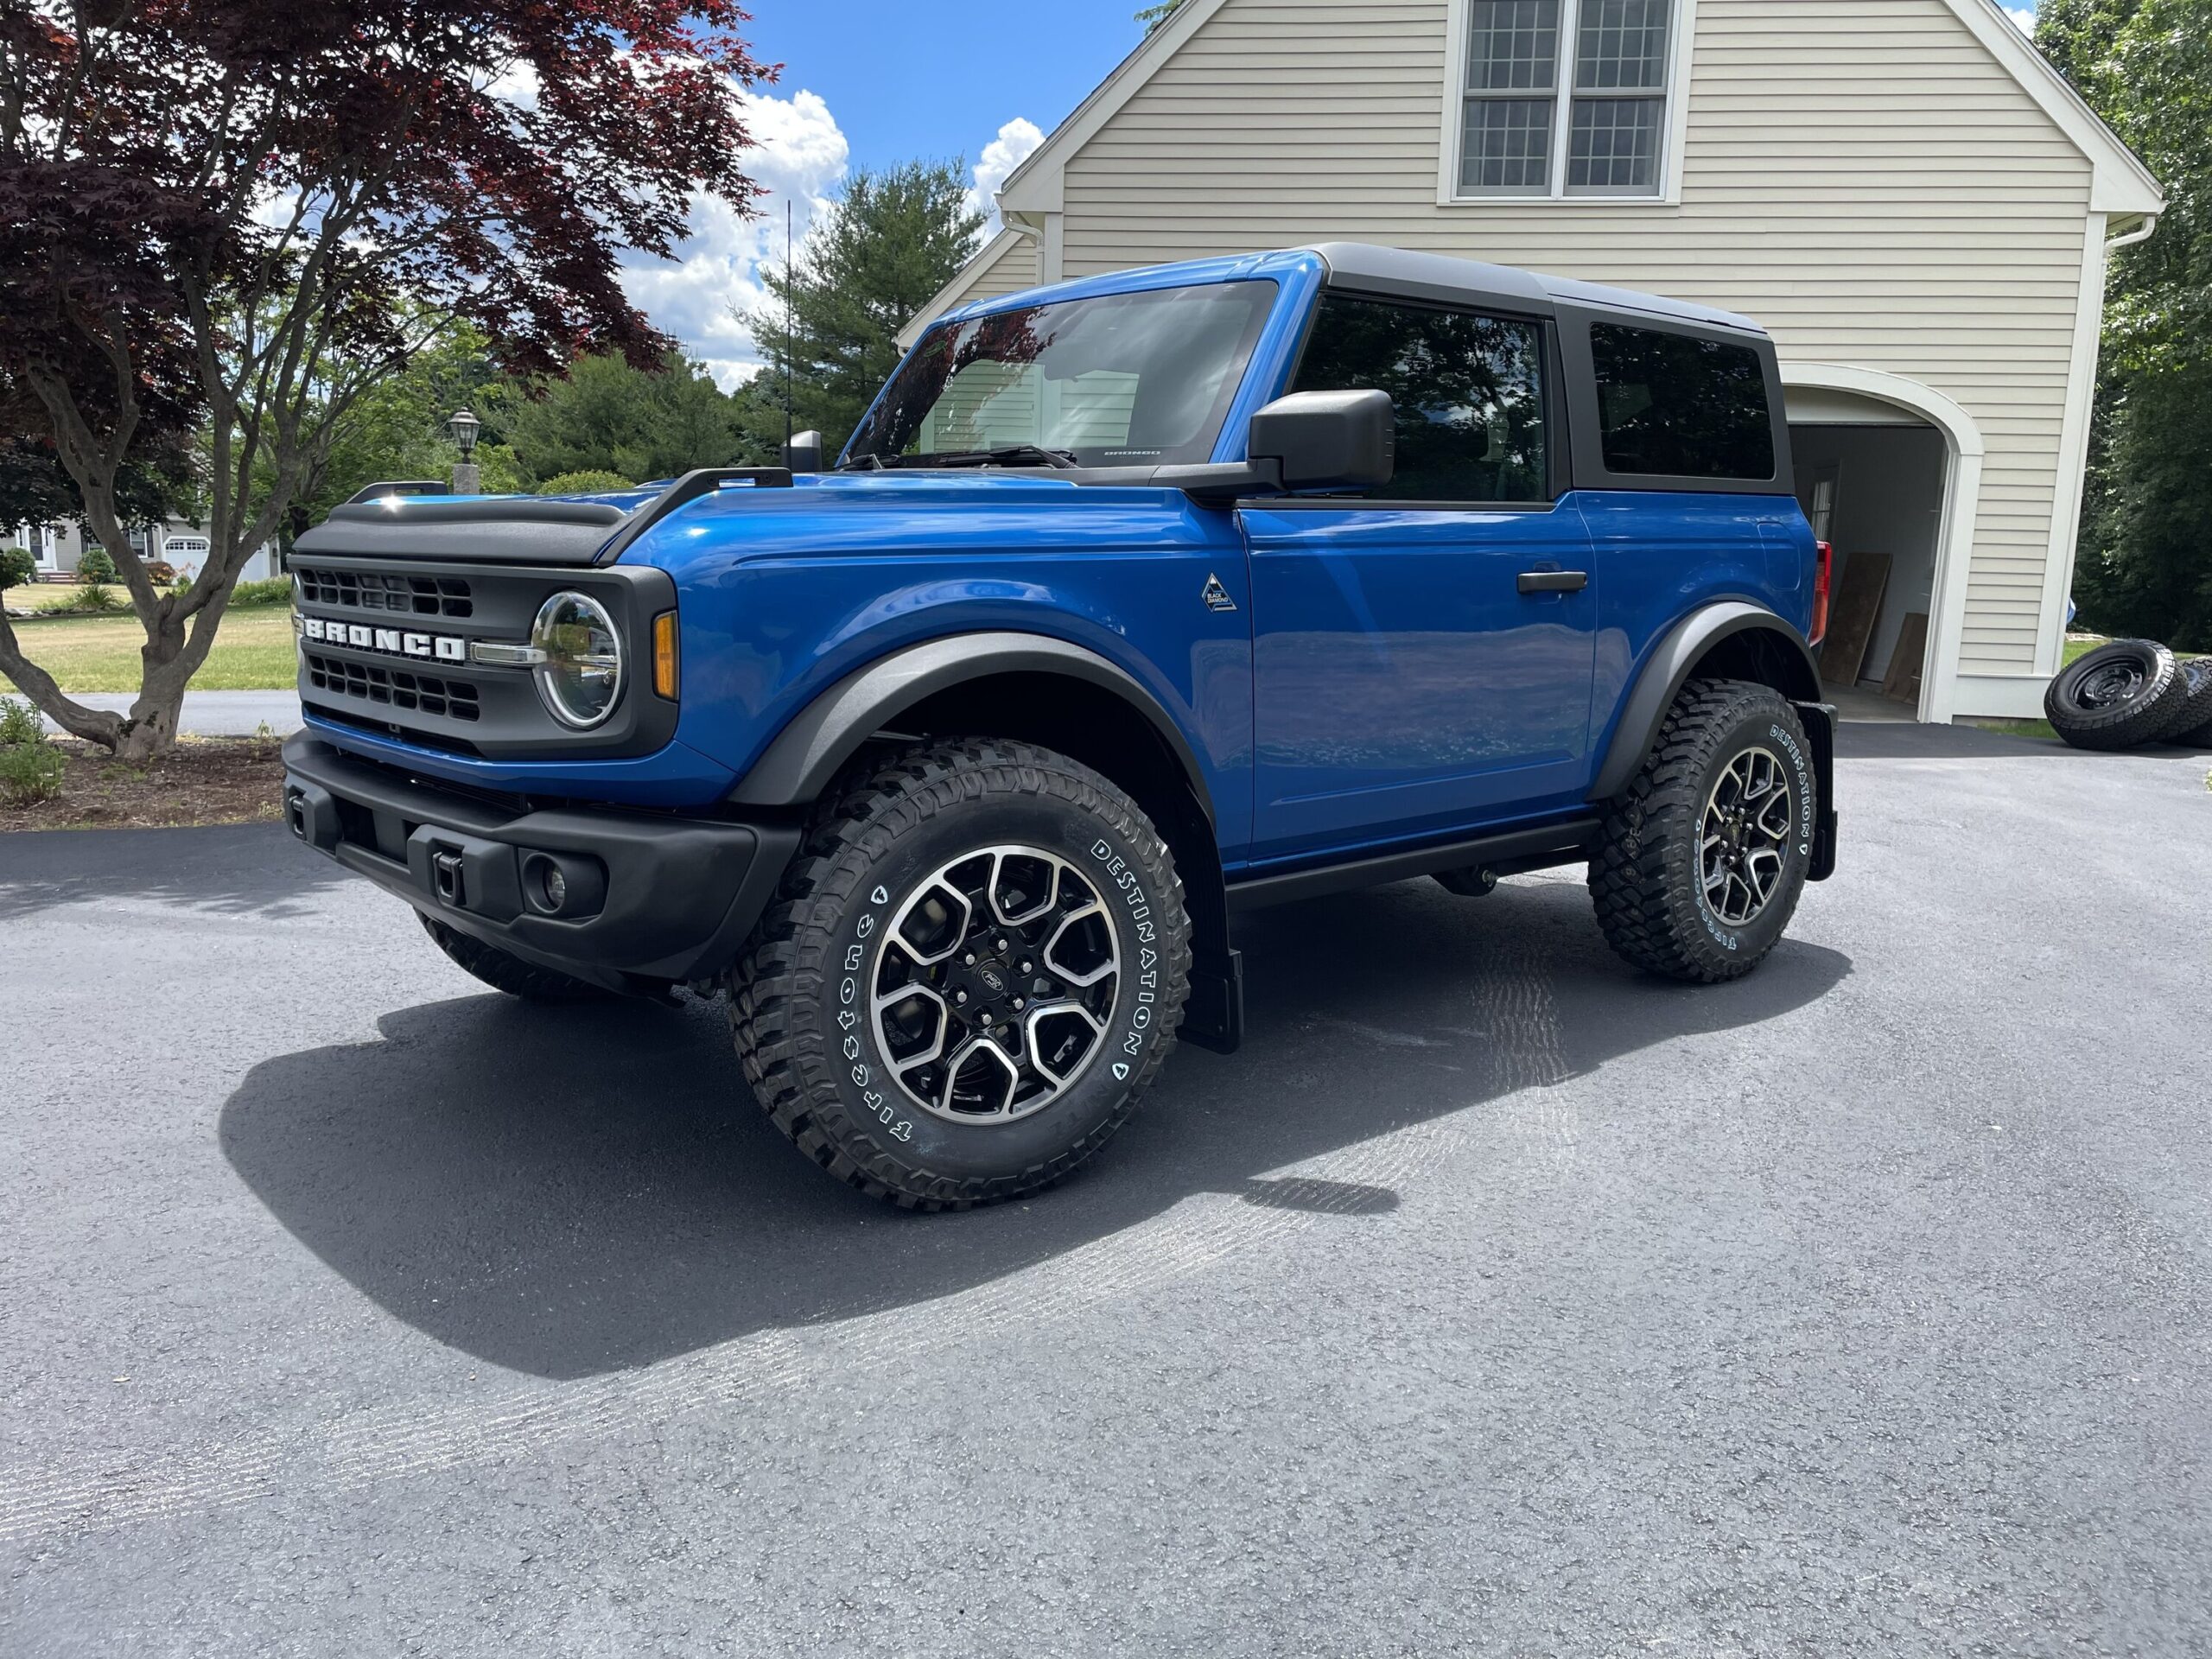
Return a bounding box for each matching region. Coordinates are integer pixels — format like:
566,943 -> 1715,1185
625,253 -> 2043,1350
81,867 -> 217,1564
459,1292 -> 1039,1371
0,823 -> 352,923
219,875 -> 1851,1380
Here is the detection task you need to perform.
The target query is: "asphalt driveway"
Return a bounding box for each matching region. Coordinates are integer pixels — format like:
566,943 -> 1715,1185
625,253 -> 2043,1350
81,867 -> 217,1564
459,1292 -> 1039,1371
3,724 -> 2209,1656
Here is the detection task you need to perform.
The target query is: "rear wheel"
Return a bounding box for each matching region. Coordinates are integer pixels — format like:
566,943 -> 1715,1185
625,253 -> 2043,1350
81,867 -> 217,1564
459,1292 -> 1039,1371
1588,679 -> 1817,984
730,740 -> 1191,1211
419,912 -> 616,1001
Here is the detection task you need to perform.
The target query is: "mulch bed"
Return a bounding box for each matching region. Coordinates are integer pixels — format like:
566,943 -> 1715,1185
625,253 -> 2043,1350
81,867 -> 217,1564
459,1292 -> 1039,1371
0,736 -> 288,832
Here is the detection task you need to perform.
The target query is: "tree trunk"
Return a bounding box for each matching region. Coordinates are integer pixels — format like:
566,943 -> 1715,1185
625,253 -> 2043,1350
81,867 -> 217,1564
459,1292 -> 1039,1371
116,663 -> 191,763
0,614 -> 128,747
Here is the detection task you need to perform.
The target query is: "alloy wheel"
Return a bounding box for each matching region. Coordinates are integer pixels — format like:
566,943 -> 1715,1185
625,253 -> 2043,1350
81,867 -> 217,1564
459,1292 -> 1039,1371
872,846 -> 1120,1124
1700,747 -> 1795,928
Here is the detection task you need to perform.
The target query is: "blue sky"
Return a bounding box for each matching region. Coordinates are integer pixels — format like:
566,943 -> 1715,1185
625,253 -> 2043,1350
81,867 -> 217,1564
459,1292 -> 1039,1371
620,2 -> 1155,386
624,0 -> 2042,385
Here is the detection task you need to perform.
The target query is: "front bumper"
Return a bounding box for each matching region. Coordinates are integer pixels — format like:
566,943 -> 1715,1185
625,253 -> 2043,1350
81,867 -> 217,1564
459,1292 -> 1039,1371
283,734 -> 799,993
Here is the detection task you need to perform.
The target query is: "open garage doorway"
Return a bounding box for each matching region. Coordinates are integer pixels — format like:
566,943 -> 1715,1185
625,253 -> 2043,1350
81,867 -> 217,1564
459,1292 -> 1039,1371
1788,391 -> 1950,722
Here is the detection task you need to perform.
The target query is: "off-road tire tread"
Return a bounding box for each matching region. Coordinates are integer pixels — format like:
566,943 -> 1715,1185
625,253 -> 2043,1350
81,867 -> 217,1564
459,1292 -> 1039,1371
2158,658 -> 2212,747
1588,678 -> 1807,986
419,912 -> 616,1001
729,738 -> 1191,1212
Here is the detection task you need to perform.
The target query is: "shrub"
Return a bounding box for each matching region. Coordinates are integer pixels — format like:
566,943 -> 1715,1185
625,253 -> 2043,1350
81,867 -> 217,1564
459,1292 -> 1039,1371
231,577 -> 296,607
535,469 -> 635,497
0,547 -> 35,591
0,696 -> 41,747
76,546 -> 118,584
0,741 -> 64,806
143,560 -> 177,586
77,583 -> 122,612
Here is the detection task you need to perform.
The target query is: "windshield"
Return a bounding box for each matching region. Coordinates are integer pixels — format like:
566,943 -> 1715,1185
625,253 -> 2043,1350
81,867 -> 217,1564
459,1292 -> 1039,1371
844,282 -> 1276,469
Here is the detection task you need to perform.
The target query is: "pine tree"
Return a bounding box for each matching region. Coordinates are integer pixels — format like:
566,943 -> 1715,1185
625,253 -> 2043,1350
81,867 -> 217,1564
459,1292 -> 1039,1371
737,162 -> 986,460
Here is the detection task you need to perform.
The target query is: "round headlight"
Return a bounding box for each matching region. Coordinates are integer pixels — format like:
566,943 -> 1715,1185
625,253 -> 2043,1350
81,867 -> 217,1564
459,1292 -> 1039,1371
531,592 -> 624,729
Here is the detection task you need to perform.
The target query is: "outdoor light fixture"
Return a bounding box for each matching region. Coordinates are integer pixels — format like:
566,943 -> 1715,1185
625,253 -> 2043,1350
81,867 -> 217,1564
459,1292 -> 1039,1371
448,407 -> 481,458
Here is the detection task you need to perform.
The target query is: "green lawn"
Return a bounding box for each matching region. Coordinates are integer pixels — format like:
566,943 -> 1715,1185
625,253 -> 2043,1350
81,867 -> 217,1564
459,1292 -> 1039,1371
3,607 -> 297,694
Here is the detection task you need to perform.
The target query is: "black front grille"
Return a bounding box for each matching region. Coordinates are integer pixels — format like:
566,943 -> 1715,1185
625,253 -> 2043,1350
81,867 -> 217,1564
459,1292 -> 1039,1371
305,652 -> 482,721
298,566 -> 473,619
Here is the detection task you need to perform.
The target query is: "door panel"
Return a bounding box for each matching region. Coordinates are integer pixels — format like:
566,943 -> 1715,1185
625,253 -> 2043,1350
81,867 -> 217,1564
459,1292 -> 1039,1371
1242,500 -> 1599,861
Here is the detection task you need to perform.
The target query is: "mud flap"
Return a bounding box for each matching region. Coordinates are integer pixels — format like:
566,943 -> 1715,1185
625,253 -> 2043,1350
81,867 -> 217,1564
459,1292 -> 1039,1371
1179,946 -> 1244,1055
1795,700 -> 1840,881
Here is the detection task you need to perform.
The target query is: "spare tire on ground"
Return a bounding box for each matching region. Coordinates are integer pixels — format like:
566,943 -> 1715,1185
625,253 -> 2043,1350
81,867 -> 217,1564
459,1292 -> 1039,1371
2045,639 -> 2190,751
2162,658 -> 2212,748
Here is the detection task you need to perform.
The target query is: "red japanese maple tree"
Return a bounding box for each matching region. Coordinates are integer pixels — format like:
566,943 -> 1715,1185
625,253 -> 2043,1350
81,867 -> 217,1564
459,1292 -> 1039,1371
0,2 -> 771,759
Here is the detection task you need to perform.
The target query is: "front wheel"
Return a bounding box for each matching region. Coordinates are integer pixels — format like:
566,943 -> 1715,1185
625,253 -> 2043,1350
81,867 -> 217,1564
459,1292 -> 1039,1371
729,740 -> 1192,1211
1588,679 -> 1817,983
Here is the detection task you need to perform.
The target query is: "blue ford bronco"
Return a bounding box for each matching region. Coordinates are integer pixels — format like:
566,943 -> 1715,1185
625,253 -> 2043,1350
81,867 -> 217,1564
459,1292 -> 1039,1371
284,243 -> 1838,1210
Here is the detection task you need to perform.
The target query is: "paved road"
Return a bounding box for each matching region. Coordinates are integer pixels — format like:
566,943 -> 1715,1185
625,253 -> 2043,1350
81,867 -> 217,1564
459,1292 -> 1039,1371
39,690 -> 303,739
3,726 -> 2209,1656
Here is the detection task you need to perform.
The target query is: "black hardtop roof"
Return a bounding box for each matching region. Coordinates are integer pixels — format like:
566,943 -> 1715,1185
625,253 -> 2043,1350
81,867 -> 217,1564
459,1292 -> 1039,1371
1303,242 -> 1769,336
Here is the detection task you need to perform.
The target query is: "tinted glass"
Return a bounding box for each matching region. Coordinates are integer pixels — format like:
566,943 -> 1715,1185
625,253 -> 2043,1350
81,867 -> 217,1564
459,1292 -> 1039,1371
1291,296 -> 1548,502
1589,322 -> 1774,480
846,283 -> 1274,468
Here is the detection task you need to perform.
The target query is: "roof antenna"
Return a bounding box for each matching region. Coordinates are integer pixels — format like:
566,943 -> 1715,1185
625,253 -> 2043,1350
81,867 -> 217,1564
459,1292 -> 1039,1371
784,199 -> 794,452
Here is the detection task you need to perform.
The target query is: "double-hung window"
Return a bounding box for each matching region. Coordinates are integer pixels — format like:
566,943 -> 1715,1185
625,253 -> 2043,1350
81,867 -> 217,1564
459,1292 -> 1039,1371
1455,0 -> 1678,200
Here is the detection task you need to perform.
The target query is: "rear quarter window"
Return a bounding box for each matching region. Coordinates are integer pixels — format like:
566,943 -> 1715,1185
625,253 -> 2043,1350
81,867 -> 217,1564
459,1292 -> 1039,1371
1590,323 -> 1775,481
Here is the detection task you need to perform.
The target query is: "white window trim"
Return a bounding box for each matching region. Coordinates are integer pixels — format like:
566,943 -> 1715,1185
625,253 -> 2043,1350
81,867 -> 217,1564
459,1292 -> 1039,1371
1437,0 -> 1696,207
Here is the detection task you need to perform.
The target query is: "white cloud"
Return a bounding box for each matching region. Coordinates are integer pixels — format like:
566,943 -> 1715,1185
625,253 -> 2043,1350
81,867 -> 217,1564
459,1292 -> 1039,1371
619,87 -> 850,390
2004,4 -> 2037,31
486,60 -> 540,111
966,118 -> 1046,233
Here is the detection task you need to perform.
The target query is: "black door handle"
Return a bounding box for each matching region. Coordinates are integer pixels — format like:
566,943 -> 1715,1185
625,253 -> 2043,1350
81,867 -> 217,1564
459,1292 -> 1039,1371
1518,569 -> 1589,594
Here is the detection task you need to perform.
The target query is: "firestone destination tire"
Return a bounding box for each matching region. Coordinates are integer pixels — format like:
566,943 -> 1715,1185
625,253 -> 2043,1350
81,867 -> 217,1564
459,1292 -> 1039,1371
729,740 -> 1192,1211
419,912 -> 617,1001
1588,678 -> 1818,985
2044,639 -> 2189,751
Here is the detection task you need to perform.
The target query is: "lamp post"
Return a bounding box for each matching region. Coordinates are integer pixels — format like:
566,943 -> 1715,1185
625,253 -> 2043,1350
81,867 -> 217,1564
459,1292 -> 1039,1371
448,408 -> 482,495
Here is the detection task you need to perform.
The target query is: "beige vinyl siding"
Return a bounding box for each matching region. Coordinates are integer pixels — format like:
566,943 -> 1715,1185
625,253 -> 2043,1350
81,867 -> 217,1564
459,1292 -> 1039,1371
1058,0 -> 2094,673
950,229 -> 1041,311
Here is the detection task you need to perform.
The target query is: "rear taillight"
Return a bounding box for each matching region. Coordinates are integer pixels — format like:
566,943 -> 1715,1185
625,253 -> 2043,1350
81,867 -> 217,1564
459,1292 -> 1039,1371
1809,540 -> 1834,647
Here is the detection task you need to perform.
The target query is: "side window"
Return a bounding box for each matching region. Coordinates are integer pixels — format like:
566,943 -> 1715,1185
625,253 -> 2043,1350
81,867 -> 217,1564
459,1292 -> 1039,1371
1290,295 -> 1548,503
1588,322 -> 1775,480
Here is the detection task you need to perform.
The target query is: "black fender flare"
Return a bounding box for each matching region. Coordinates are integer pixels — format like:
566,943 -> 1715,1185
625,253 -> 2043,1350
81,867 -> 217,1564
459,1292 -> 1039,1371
728,631 -> 1217,824
1591,601 -> 1837,880
730,631 -> 1245,1052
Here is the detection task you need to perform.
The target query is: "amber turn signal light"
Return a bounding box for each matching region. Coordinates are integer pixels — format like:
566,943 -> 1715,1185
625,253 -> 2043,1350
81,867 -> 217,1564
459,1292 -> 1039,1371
652,611 -> 679,700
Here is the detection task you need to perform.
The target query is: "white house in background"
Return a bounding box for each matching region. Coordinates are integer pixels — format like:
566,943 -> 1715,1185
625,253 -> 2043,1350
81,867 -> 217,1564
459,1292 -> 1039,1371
5,518 -> 276,586
905,0 -> 2164,723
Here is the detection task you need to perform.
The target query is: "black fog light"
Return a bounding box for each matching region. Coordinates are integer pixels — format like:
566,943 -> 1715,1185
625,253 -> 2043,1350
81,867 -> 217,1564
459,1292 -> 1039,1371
521,851 -> 607,919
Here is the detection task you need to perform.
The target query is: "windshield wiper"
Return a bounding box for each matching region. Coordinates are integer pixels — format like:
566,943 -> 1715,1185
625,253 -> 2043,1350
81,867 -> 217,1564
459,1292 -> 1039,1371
903,445 -> 1081,471
835,452 -> 888,473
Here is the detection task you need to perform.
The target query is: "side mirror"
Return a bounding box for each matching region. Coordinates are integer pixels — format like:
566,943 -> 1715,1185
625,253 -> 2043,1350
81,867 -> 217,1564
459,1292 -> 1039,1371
1247,390 -> 1395,493
784,430 -> 824,474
